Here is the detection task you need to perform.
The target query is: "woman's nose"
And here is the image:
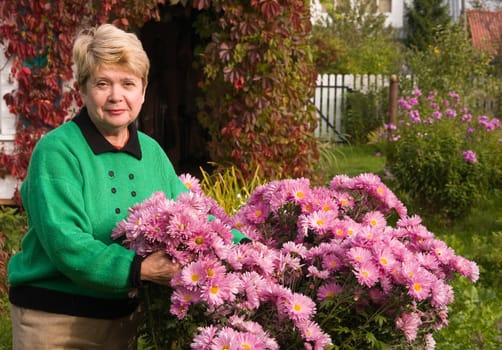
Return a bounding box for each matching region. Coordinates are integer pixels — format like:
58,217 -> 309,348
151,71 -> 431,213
108,85 -> 124,102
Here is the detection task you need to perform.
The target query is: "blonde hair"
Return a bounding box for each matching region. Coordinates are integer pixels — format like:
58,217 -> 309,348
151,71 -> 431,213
73,24 -> 150,91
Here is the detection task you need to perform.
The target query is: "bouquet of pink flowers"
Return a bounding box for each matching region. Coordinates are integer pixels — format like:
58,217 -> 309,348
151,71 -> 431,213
112,173 -> 479,349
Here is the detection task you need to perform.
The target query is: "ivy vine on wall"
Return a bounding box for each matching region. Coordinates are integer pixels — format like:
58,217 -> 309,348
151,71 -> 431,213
0,0 -> 319,204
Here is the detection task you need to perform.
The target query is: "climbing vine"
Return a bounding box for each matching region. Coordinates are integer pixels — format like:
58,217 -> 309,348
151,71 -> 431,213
194,0 -> 320,181
0,0 -> 319,203
0,0 -> 164,202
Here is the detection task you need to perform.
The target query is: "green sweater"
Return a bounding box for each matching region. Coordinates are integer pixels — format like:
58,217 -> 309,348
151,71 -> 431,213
8,109 -> 189,316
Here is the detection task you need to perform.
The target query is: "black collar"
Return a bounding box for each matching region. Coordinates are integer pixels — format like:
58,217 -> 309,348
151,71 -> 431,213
72,107 -> 142,160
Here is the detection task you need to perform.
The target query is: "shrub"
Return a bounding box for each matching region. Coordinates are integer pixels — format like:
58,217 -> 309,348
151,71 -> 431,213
0,206 -> 26,349
383,90 -> 502,219
344,88 -> 388,144
0,206 -> 26,295
400,23 -> 493,101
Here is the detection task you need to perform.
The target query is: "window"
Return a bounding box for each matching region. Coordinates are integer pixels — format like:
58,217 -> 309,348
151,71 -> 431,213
0,48 -> 16,141
377,0 -> 391,13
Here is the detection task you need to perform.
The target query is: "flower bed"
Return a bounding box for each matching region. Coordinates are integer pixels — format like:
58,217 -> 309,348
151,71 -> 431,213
113,173 -> 479,349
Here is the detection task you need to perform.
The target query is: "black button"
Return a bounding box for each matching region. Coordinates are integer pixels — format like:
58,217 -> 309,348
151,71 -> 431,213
131,191 -> 137,197
115,208 -> 121,214
128,173 -> 134,180
108,170 -> 114,177
111,188 -> 117,193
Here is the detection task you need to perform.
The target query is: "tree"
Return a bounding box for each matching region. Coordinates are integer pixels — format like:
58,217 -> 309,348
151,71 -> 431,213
405,0 -> 451,51
310,0 -> 403,74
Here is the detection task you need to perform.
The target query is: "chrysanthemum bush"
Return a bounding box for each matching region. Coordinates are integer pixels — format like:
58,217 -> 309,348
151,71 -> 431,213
382,89 -> 502,218
113,173 -> 480,349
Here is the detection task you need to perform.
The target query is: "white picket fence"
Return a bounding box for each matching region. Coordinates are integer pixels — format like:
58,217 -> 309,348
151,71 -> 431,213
312,74 -> 393,140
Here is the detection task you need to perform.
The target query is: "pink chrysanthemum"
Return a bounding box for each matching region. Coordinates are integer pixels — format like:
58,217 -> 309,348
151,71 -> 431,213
354,261 -> 380,287
430,279 -> 454,307
280,292 -> 317,322
407,273 -> 432,301
373,246 -> 396,272
396,312 -> 422,343
317,283 -> 343,301
321,253 -> 342,272
347,247 -> 372,265
451,255 -> 480,282
190,325 -> 218,350
297,319 -> 332,348
179,173 -> 202,194
234,331 -> 267,350
211,327 -> 239,350
362,211 -> 387,229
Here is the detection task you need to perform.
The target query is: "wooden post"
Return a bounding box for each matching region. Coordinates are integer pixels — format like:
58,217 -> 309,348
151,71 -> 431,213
388,74 -> 398,140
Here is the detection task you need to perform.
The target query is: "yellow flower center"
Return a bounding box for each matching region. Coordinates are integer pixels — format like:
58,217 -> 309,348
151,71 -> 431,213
191,274 -> 199,282
207,268 -> 215,277
254,210 -> 262,217
296,191 -> 304,199
195,236 -> 204,245
380,257 -> 388,265
294,303 -> 302,312
185,182 -> 192,188
242,344 -> 251,350
413,283 -> 422,292
316,219 -> 324,226
211,286 -> 219,294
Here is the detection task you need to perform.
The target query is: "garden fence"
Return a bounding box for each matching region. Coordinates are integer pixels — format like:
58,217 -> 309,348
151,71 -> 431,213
312,73 -> 502,142
312,74 -> 392,142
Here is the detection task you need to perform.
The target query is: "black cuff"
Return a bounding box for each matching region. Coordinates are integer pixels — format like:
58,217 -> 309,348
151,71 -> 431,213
130,254 -> 145,288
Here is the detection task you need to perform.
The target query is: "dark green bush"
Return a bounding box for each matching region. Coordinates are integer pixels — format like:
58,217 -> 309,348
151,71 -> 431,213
384,91 -> 502,219
345,88 -> 388,144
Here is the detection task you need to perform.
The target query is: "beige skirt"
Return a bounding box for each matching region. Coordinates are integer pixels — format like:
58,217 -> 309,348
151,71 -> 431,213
10,303 -> 141,350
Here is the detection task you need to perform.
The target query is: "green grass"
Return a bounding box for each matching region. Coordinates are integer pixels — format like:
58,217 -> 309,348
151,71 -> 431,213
317,143 -> 386,181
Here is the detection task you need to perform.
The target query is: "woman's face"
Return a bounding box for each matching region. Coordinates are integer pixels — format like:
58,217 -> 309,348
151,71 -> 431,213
81,65 -> 146,137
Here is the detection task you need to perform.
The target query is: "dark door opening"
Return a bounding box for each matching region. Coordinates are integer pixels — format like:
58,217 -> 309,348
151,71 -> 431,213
138,4 -> 211,177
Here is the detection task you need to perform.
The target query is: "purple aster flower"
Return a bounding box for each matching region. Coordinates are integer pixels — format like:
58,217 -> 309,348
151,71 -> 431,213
463,150 -> 477,164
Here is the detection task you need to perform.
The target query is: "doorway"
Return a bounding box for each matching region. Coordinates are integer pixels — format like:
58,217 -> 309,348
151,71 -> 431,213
138,4 -> 211,176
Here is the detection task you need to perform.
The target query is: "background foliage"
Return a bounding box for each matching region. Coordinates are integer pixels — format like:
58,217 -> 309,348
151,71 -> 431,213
404,0 -> 451,51
195,0 -> 320,182
310,0 -> 403,74
400,23 -> 495,104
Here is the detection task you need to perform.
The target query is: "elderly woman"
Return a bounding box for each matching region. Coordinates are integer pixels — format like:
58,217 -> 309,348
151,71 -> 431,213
7,24 -> 189,349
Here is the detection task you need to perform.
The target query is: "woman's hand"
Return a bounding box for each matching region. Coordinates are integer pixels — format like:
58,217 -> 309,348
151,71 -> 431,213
140,251 -> 180,285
